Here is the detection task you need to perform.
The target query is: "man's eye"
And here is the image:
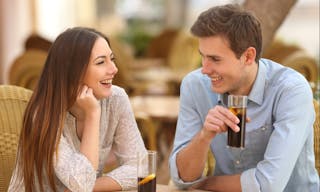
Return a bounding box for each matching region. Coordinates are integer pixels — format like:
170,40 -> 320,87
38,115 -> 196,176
209,57 -> 220,62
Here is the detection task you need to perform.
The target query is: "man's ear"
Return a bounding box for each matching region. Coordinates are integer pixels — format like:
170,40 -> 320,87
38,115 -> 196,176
242,47 -> 256,64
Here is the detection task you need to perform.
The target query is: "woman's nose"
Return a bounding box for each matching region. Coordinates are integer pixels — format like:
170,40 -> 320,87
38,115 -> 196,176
111,64 -> 118,76
108,62 -> 118,76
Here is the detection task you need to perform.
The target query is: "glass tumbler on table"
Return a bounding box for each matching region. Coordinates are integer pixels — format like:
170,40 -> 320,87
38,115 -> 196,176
137,150 -> 157,192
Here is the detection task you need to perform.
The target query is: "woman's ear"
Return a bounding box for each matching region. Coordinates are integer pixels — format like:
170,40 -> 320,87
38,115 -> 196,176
242,47 -> 256,64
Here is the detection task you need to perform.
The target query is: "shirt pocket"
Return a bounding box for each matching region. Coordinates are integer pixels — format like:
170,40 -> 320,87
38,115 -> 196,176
241,124 -> 273,168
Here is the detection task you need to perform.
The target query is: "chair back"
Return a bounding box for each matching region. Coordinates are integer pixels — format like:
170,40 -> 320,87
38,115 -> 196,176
108,37 -> 135,92
9,49 -> 47,90
145,29 -> 179,62
263,40 -> 319,93
0,85 -> 32,192
167,31 -> 201,74
313,99 -> 320,175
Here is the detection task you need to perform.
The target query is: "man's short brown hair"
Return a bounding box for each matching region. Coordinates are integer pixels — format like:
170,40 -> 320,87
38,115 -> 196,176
191,4 -> 262,62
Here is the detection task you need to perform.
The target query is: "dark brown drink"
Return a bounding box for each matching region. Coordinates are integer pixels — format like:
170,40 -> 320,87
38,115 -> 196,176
228,107 -> 246,148
138,176 -> 156,192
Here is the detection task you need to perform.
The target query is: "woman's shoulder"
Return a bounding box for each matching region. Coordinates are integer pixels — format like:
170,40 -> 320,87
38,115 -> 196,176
111,85 -> 128,97
100,85 -> 131,116
100,85 -> 129,107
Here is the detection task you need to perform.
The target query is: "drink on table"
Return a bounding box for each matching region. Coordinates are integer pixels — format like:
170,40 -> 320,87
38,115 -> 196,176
138,173 -> 156,192
137,150 -> 157,192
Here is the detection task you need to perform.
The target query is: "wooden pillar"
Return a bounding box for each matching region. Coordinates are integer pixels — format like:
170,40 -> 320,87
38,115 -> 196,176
29,0 -> 37,34
0,0 -> 32,84
164,0 -> 189,29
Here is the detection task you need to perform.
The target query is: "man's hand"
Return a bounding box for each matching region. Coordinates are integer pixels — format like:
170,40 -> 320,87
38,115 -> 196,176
202,105 -> 240,140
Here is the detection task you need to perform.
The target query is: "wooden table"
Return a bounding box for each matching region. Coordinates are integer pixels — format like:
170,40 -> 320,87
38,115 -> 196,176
130,95 -> 180,122
125,184 -> 208,192
131,66 -> 186,95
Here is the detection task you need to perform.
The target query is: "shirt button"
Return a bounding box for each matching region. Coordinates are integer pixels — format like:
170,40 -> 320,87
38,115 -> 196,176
236,160 -> 240,164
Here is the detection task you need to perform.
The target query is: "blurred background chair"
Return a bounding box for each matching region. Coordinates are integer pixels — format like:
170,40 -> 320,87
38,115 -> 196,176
9,49 -> 47,90
167,30 -> 201,73
109,37 -> 163,96
24,34 -> 52,52
145,28 -> 179,64
0,85 -> 32,192
8,34 -> 51,91
263,40 -> 319,93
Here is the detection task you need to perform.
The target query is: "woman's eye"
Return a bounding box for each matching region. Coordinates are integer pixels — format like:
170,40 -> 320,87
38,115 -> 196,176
111,57 -> 116,62
96,61 -> 104,65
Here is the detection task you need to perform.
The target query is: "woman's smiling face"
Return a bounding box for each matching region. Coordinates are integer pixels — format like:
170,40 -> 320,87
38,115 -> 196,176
83,37 -> 118,100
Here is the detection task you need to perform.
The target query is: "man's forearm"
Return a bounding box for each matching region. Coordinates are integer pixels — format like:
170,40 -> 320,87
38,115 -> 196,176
176,130 -> 213,181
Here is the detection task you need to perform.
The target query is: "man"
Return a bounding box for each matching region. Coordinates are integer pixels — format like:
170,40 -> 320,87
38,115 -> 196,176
169,4 -> 319,192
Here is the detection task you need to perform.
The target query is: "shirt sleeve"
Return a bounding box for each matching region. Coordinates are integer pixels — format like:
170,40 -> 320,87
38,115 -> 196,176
169,76 -> 207,189
54,135 -> 96,192
105,91 -> 147,190
240,82 -> 315,192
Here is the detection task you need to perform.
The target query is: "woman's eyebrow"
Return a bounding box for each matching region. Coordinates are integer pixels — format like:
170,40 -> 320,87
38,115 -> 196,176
94,55 -> 106,62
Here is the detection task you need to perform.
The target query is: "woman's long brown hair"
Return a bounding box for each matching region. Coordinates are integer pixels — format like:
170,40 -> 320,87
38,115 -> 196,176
14,27 -> 110,192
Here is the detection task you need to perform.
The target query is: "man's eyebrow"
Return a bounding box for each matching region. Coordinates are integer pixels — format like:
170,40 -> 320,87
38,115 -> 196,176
198,50 -> 220,58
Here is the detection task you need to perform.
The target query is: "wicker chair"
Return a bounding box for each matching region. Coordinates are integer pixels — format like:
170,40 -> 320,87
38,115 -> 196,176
313,99 -> 320,175
24,34 -> 52,52
263,40 -> 319,93
9,49 -> 47,90
145,29 -> 179,62
0,85 -> 32,192
167,30 -> 201,73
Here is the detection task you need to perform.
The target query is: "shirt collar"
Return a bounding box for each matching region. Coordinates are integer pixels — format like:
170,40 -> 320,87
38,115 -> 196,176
218,94 -> 228,107
248,60 -> 266,105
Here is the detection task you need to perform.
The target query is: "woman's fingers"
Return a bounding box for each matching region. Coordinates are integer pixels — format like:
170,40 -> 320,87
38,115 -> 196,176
79,85 -> 88,97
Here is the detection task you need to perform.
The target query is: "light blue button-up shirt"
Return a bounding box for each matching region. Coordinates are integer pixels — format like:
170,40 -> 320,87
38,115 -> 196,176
169,59 -> 319,192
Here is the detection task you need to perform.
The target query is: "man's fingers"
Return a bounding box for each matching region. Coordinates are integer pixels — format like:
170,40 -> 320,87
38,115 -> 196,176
216,107 -> 240,132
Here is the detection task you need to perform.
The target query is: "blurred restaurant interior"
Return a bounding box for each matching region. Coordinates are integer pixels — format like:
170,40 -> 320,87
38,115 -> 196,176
0,0 -> 319,185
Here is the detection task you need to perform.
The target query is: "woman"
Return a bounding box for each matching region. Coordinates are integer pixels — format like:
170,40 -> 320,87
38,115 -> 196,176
9,27 -> 146,192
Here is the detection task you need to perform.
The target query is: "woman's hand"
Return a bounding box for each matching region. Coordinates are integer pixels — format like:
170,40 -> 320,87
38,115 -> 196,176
71,85 -> 101,121
70,85 -> 101,170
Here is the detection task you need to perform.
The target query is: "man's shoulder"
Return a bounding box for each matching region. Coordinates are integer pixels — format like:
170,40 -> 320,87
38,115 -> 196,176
261,58 -> 309,88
